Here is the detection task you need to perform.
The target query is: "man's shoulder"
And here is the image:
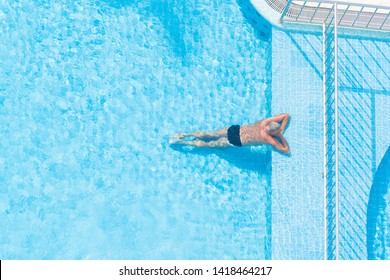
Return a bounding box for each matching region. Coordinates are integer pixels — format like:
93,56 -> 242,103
257,119 -> 267,127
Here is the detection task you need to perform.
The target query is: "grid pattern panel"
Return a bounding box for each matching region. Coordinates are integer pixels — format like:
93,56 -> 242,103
337,37 -> 390,260
323,17 -> 338,260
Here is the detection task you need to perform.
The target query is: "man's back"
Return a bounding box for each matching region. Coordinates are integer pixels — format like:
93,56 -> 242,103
240,121 -> 267,146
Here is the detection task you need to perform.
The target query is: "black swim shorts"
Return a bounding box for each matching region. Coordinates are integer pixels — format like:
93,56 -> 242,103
227,125 -> 242,147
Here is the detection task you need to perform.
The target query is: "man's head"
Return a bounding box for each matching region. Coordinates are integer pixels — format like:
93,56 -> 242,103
266,122 -> 281,136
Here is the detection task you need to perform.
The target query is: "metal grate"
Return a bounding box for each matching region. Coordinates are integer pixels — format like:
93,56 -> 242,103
261,0 -> 390,31
280,0 -> 390,31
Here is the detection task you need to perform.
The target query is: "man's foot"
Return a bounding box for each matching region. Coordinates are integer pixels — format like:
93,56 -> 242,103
169,137 -> 178,145
169,136 -> 187,145
175,133 -> 188,139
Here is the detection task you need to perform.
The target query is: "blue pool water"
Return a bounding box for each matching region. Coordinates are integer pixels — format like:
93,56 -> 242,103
1,0 -> 389,260
0,0 -> 272,259
367,146 -> 390,260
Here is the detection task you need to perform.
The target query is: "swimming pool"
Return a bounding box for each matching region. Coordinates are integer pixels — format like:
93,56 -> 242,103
0,0 -> 272,259
1,0 -> 389,260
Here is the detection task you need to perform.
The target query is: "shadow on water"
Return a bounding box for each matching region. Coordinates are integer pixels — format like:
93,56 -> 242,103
104,0 -> 272,64
285,30 -> 390,97
171,142 -> 273,260
283,26 -> 389,259
171,144 -> 271,173
236,0 -> 272,42
367,146 -> 390,260
106,0 -> 187,62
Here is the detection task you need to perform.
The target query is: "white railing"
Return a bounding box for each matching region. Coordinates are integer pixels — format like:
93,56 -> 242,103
280,0 -> 390,31
261,0 -> 390,31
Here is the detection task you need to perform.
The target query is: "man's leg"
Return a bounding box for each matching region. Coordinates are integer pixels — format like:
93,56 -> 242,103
178,127 -> 228,139
174,138 -> 230,147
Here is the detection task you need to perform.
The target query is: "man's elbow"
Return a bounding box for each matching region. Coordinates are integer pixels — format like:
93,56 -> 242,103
276,147 -> 290,154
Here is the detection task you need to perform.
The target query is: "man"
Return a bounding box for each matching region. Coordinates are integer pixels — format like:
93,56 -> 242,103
169,113 -> 291,154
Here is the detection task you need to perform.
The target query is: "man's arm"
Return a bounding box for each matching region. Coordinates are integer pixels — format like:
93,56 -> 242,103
277,134 -> 290,153
279,114 -> 290,132
262,113 -> 290,127
264,134 -> 290,154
